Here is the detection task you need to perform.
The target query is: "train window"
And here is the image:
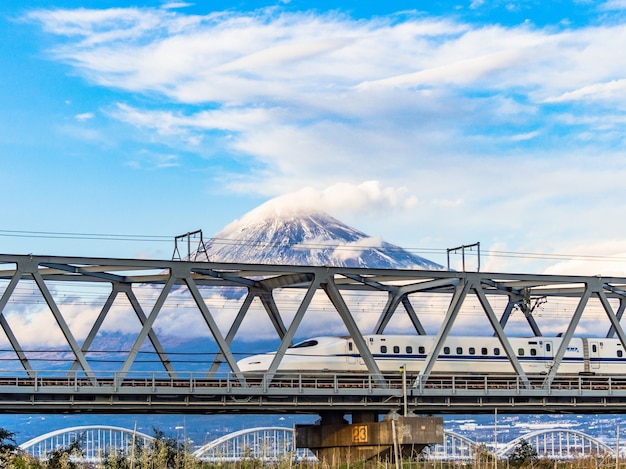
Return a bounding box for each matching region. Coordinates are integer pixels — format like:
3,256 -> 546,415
545,343 -> 551,352
618,350 -> 623,358
443,346 -> 450,355
518,348 -> 525,356
469,347 -> 475,355
348,342 -> 353,352
290,340 -> 319,349
481,347 -> 488,355
592,344 -> 598,353
393,346 -> 400,354
418,346 -> 425,354
530,348 -> 537,356
381,346 -> 387,354
456,347 -> 463,354
406,346 -> 413,354
494,348 -> 500,355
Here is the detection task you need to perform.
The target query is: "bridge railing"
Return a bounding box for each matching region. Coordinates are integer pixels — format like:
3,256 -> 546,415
2,370 -> 626,395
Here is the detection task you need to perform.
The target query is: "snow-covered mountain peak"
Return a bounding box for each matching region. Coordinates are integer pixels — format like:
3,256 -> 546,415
195,199 -> 443,270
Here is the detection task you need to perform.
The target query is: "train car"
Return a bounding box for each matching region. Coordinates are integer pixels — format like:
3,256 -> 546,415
236,335 -> 626,375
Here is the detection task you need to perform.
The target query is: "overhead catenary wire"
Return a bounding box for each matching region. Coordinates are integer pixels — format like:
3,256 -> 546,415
1,228 -> 625,264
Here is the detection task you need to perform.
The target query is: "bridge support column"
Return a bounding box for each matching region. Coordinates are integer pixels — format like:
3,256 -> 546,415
296,413 -> 443,464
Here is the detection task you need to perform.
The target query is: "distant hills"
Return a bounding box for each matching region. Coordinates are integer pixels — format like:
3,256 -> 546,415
189,199 -> 442,270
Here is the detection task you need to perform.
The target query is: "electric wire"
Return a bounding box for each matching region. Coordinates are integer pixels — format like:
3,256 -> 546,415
3,228 -> 625,263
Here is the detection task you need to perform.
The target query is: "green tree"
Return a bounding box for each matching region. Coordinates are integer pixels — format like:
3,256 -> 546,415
508,438 -> 539,467
46,436 -> 84,469
0,427 -> 20,465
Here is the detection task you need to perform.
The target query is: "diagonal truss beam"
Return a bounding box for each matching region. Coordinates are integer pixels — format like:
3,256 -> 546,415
496,296 -> 542,337
419,279 -> 471,383
374,278 -> 459,333
321,275 -> 384,382
69,286 -> 119,374
124,285 -> 176,376
209,290 -> 256,374
473,280 -> 530,387
0,268 -> 34,377
543,283 -> 593,387
401,296 -> 427,335
606,298 -> 626,338
264,276 -> 322,383
257,292 -> 288,339
31,271 -> 95,379
596,289 -> 626,354
374,292 -> 427,335
184,275 -> 246,385
119,275 -> 177,378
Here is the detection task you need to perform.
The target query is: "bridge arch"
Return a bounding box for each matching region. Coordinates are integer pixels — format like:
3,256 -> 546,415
497,429 -> 615,459
192,426 -> 314,461
20,425 -> 154,461
425,431 -> 479,460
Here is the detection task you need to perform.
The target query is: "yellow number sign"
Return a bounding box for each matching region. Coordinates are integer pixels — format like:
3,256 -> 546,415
352,425 -> 368,443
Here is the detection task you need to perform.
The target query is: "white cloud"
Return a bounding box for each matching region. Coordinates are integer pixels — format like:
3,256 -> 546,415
74,112 -> 94,121
600,0 -> 626,10
252,182 -> 419,217
544,79 -> 626,103
24,6 -> 626,275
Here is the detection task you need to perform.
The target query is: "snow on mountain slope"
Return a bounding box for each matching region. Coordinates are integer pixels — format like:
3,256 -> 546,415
193,199 -> 443,269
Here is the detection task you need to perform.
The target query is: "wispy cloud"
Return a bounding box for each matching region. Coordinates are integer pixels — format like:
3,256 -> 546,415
24,6 -> 626,273
74,111 -> 94,121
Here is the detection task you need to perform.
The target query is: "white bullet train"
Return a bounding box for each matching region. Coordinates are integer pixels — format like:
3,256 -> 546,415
237,335 -> 626,375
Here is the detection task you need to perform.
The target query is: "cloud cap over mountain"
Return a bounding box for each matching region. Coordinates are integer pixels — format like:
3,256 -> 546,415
194,196 -> 442,269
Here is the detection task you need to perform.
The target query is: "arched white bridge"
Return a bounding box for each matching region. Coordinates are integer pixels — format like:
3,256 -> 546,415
19,425 -> 619,462
20,425 -> 154,461
426,429 -> 616,461
192,426 -> 314,461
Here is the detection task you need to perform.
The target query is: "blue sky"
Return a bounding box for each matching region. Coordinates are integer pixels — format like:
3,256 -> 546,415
2,0 -> 626,274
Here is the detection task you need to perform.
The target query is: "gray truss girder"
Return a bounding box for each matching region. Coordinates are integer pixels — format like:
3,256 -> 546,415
0,268 -> 34,376
3,253 -> 626,387
321,276 -> 384,382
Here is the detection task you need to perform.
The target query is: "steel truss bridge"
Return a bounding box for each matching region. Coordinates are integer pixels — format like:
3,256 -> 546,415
19,425 -> 619,462
1,253 -> 626,414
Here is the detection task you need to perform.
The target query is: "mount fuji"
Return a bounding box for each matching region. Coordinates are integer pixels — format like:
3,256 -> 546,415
190,199 -> 443,270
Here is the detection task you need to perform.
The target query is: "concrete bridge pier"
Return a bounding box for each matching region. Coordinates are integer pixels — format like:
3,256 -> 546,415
295,411 -> 444,464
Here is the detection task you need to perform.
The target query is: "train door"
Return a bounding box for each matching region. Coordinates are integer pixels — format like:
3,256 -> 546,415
589,340 -> 601,370
542,340 -> 553,370
347,341 -> 357,365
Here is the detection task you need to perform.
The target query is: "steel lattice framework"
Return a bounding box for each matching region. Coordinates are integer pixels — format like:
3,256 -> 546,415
1,253 -> 626,414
